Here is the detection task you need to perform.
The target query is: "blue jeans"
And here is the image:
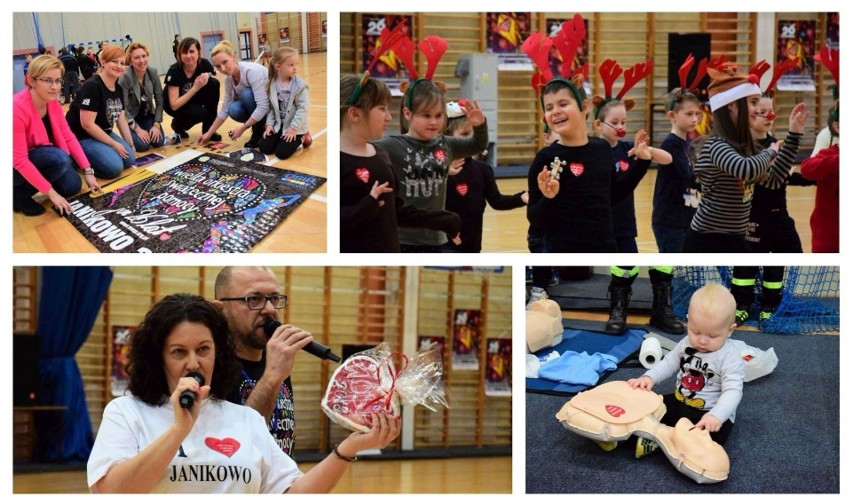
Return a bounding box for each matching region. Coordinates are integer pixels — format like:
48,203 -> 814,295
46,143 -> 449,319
79,132 -> 136,179
130,114 -> 166,152
228,87 -> 259,122
13,145 -> 82,204
652,224 -> 686,253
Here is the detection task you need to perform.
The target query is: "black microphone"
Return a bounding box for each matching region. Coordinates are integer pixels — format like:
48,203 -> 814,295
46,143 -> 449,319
179,371 -> 205,409
262,319 -> 341,362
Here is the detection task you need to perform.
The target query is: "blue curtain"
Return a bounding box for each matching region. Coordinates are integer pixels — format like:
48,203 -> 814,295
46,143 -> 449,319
37,267 -> 112,462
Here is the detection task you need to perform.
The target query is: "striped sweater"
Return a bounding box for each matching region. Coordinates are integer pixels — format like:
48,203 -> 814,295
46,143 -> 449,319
690,132 -> 801,235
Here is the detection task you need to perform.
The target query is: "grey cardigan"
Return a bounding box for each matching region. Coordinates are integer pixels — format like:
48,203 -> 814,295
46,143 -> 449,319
118,65 -> 164,128
265,75 -> 309,134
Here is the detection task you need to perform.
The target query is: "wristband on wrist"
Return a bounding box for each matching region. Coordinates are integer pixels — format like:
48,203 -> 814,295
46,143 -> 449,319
82,168 -> 95,176
333,444 -> 357,462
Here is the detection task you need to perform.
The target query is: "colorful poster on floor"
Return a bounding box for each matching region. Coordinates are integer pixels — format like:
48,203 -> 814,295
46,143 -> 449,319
452,309 -> 482,370
65,153 -> 325,253
111,326 -> 134,397
776,19 -> 816,91
485,338 -> 512,397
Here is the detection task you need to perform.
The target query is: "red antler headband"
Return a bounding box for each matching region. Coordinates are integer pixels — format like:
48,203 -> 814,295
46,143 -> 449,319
750,58 -> 801,99
345,21 -> 409,106
814,45 -> 839,100
383,30 -> 449,109
667,54 -> 729,110
521,14 -> 587,108
592,58 -> 653,118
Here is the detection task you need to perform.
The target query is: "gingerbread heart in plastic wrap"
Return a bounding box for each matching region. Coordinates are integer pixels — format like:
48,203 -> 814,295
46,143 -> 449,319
321,342 -> 448,433
321,352 -> 401,433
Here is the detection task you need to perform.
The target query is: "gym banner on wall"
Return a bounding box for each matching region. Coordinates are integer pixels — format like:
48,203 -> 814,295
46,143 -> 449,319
111,326 -> 134,397
65,153 -> 325,253
452,309 -> 482,371
776,19 -> 816,91
486,338 -> 511,397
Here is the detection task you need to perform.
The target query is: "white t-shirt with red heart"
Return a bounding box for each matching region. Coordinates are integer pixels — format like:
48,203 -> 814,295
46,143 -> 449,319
88,396 -> 302,493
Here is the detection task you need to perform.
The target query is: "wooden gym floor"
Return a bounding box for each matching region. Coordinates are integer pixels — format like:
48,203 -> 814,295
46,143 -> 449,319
482,168 -> 817,253
12,455 -> 512,493
13,52 -> 327,253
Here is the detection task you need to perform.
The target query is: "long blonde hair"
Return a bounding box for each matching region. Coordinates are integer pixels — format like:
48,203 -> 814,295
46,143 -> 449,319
266,47 -> 299,95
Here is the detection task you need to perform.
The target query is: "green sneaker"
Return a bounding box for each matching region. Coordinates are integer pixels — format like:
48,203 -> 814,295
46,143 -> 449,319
635,438 -> 659,459
735,308 -> 750,327
594,440 -> 618,452
758,307 -> 776,330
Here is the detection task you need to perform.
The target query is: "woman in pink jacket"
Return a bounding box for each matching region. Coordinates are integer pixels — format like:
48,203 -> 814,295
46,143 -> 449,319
13,55 -> 100,216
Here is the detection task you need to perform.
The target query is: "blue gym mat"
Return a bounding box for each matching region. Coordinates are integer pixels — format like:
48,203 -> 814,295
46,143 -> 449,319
526,327 -> 646,396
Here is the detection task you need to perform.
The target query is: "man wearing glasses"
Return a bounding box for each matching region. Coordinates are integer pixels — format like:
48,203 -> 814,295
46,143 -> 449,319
213,266 -> 313,457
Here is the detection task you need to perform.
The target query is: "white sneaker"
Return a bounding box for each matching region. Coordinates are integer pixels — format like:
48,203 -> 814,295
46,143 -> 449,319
526,286 -> 548,309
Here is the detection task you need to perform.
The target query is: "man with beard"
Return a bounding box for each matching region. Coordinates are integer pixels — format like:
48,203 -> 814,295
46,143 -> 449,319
213,266 -> 313,457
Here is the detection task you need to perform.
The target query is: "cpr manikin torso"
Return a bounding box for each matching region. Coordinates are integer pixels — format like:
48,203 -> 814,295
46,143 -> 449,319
556,380 -> 730,483
526,299 -> 564,352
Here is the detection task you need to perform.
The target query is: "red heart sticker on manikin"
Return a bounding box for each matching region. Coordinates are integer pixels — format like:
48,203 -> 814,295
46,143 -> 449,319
570,163 -> 584,176
605,404 -> 625,417
205,437 -> 241,458
355,167 -> 370,183
456,183 -> 469,196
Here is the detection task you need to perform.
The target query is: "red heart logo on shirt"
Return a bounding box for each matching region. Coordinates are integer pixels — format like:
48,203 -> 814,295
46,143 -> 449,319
605,404 -> 625,417
205,437 -> 241,458
355,167 -> 370,183
570,163 -> 584,176
456,183 -> 469,196
617,160 -> 629,172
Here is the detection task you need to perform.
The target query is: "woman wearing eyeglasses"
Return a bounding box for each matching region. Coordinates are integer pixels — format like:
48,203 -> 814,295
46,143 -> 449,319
88,293 -> 399,493
66,44 -> 136,181
13,55 -> 101,216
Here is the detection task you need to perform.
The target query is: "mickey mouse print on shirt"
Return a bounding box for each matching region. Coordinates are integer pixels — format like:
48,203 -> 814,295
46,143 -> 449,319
675,347 -> 716,408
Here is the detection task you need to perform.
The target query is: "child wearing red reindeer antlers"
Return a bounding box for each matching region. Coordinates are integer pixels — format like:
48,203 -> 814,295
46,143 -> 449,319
800,45 -> 839,253
652,54 -> 712,253
340,72 -> 461,252
524,15 -> 651,253
592,58 -> 670,253
745,58 -> 815,253
371,25 -> 489,253
681,62 -> 808,253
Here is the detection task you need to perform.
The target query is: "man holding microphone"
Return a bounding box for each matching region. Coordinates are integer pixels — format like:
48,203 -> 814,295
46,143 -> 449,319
213,266 -> 313,456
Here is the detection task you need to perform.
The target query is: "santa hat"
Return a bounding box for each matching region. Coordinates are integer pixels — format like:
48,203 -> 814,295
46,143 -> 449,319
707,66 -> 761,112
